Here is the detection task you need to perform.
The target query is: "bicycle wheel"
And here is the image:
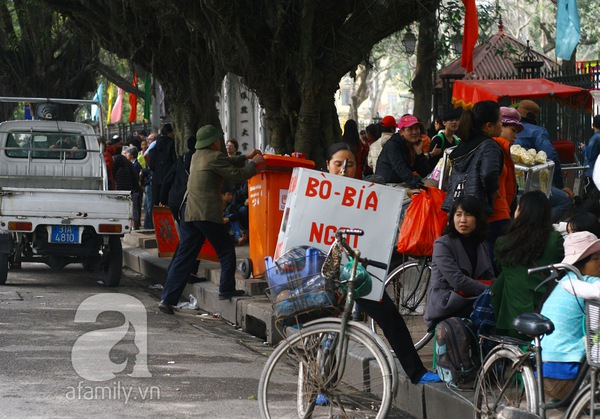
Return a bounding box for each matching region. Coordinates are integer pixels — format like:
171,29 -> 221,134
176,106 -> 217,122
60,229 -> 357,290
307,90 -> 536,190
370,258 -> 433,351
565,382 -> 600,418
473,345 -> 538,418
258,323 -> 393,418
304,318 -> 398,395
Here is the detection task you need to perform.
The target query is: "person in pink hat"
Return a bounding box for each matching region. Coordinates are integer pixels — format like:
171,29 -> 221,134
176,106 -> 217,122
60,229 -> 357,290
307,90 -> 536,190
539,231 -> 600,400
374,114 -> 438,187
367,115 -> 396,172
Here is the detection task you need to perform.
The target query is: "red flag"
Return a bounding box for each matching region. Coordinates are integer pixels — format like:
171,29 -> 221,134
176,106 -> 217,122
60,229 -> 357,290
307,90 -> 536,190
129,73 -> 138,122
461,0 -> 478,73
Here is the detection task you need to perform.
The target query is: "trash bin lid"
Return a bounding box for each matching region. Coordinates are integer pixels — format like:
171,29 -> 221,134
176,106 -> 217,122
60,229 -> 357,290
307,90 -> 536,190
257,154 -> 315,171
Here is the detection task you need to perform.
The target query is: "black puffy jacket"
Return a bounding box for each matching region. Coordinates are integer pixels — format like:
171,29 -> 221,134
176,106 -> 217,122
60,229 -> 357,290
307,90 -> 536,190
442,133 -> 503,216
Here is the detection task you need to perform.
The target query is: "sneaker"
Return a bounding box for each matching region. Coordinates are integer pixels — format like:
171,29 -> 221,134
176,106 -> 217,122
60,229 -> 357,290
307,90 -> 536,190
315,393 -> 329,406
218,289 -> 246,300
418,371 -> 442,384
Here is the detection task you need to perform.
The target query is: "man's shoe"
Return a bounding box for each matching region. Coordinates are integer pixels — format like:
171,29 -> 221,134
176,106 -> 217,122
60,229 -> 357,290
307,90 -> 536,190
158,300 -> 175,314
188,275 -> 208,284
218,290 -> 246,300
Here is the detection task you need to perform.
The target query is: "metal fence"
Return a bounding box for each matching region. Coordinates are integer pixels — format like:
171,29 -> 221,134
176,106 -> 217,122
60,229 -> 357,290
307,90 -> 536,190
435,69 -> 600,151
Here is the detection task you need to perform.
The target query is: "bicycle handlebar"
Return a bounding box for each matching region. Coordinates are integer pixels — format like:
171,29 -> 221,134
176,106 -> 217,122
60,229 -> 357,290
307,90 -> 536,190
528,263 -> 585,291
335,228 -> 364,237
361,258 -> 388,270
333,229 -> 387,271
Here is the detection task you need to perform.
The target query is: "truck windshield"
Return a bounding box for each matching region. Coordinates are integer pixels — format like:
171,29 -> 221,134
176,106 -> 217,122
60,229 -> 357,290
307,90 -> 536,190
4,132 -> 88,160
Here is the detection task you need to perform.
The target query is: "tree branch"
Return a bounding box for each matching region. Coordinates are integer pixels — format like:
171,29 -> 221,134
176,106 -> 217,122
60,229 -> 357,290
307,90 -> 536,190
95,61 -> 144,96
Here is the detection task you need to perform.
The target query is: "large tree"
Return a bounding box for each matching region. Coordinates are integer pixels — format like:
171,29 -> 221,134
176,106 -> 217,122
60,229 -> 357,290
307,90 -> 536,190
0,0 -> 98,120
40,0 -> 437,166
40,0 -> 226,152
186,1 -> 437,165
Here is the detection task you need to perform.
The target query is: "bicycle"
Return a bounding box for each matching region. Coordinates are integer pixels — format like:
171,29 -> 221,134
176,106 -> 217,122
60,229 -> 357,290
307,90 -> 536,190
257,229 -> 396,418
473,262 -> 599,419
369,255 -> 434,351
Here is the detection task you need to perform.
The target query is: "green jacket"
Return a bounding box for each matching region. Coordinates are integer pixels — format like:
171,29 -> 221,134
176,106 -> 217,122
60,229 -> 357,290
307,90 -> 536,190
491,230 -> 564,337
185,149 -> 256,224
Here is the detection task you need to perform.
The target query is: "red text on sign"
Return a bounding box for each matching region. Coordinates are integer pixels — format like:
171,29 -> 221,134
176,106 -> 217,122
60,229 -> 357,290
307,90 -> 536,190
309,222 -> 359,247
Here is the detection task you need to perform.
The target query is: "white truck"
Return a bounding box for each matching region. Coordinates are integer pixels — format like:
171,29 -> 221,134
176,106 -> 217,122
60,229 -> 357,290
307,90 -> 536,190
0,97 -> 132,286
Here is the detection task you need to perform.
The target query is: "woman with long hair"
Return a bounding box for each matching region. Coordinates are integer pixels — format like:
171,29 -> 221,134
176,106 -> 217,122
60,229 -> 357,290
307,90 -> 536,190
341,119 -> 367,180
424,195 -> 494,328
442,100 -> 504,217
491,190 -> 564,338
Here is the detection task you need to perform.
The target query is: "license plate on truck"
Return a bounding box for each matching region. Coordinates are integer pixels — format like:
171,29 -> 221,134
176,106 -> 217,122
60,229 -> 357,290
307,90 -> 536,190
48,225 -> 82,244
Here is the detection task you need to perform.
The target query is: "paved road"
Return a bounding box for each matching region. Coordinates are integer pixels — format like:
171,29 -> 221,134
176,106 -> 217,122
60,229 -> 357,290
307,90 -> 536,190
0,261 -> 414,418
0,263 -> 270,418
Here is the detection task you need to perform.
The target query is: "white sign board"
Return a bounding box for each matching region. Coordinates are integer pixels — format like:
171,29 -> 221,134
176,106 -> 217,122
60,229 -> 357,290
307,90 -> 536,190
273,168 -> 406,301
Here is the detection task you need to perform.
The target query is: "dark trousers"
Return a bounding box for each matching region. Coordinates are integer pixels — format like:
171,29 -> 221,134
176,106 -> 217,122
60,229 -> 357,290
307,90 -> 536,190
152,182 -> 163,206
161,204 -> 237,305
358,292 -> 427,384
131,191 -> 142,229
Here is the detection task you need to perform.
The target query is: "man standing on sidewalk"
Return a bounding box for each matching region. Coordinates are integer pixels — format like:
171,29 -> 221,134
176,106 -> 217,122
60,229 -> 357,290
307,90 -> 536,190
158,125 -> 265,313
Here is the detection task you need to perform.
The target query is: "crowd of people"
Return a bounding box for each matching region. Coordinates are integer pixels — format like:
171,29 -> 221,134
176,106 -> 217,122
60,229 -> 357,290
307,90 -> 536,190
340,99 -> 600,395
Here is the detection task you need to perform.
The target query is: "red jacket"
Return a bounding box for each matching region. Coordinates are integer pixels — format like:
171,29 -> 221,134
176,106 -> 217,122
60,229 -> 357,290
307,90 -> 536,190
489,136 -> 516,222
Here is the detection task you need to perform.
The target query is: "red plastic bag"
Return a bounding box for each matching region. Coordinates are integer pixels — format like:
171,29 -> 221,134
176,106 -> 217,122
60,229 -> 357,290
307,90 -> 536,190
397,187 -> 448,256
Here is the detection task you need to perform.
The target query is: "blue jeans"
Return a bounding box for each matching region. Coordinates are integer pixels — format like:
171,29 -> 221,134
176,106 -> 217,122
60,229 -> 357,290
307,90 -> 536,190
161,204 -> 237,305
143,184 -> 154,229
225,214 -> 244,241
549,187 -> 572,224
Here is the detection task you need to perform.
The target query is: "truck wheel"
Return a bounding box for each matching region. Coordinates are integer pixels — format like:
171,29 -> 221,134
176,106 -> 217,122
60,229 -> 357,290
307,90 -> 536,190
0,253 -> 8,285
104,236 -> 123,287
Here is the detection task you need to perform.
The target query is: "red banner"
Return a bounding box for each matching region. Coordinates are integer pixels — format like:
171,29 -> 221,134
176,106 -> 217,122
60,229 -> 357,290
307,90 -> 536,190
152,206 -> 218,262
461,0 -> 478,73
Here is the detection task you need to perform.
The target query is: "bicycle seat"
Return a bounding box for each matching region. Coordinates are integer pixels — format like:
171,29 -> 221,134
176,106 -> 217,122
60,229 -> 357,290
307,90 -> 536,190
512,312 -> 554,337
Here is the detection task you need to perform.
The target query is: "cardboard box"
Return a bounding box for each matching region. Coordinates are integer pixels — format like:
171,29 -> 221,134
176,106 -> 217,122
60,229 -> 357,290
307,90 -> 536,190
273,168 -> 406,301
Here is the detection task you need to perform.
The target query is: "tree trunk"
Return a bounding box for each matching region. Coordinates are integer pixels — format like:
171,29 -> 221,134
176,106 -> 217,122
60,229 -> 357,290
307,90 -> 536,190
561,46 -> 577,75
412,13 -> 438,125
348,65 -> 371,122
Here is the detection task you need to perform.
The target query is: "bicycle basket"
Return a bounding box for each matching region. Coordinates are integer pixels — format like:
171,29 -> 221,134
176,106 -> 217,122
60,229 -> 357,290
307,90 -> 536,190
264,247 -> 339,326
585,299 -> 600,367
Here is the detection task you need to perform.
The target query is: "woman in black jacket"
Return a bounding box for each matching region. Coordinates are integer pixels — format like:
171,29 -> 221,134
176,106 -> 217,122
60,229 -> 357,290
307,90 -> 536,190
160,136 -> 196,223
442,100 -> 504,216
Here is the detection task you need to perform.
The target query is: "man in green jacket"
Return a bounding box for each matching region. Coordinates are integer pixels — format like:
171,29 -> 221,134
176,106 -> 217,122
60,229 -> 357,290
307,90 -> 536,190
159,125 -> 265,314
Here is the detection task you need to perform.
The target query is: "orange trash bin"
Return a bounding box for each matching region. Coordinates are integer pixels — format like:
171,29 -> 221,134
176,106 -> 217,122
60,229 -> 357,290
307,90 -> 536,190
242,154 -> 315,278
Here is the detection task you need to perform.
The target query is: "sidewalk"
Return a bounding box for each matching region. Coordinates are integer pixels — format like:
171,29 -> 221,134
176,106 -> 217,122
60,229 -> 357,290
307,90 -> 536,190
122,230 -> 474,419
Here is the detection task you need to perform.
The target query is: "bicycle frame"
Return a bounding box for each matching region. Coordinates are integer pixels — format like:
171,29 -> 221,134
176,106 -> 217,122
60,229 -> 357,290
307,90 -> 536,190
477,262 -> 593,419
330,234 -> 363,387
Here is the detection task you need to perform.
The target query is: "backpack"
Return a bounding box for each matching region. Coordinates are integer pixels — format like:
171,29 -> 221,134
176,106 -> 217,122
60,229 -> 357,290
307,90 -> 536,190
435,317 -> 480,389
432,132 -> 460,150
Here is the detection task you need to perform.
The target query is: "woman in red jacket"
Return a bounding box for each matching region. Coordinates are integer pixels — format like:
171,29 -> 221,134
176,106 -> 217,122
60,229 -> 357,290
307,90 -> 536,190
488,107 -> 522,268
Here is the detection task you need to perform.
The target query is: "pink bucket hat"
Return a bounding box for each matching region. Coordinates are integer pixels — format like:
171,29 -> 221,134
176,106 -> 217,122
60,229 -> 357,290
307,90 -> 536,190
500,107 -> 524,133
562,231 -> 600,265
397,115 -> 422,130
